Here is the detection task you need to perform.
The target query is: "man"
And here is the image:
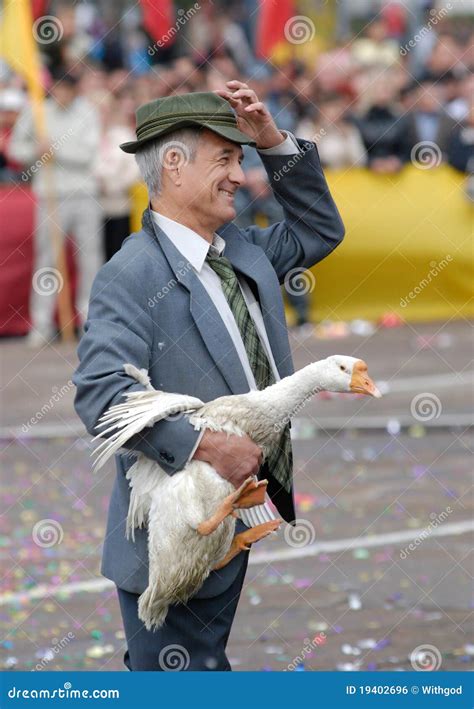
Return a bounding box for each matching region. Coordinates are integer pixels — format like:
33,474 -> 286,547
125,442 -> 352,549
404,80 -> 457,157
353,78 -> 410,174
73,81 -> 344,671
8,72 -> 102,346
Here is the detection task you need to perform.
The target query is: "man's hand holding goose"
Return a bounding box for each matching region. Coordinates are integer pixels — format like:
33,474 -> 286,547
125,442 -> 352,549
192,429 -> 263,488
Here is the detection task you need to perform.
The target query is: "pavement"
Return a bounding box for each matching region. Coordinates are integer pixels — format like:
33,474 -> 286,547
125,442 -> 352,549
0,318 -> 473,671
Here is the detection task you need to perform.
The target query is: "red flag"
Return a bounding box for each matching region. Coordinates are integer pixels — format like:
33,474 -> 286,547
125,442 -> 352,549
256,0 -> 295,59
140,0 -> 175,48
31,0 -> 48,20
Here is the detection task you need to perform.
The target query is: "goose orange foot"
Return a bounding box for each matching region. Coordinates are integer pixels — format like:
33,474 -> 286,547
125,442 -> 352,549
197,477 -> 268,536
233,478 -> 268,509
213,519 -> 282,570
197,477 -> 266,536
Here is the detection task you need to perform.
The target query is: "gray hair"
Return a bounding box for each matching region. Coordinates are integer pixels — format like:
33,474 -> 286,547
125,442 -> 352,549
134,127 -> 202,198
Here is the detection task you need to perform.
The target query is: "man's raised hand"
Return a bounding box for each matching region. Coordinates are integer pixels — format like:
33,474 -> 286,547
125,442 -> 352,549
214,79 -> 285,150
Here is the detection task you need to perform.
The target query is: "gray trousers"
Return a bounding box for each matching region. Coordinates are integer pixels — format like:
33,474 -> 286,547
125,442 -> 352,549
116,551 -> 249,671
31,193 -> 102,333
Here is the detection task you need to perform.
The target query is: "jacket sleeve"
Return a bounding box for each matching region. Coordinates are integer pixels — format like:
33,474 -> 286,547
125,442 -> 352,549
240,139 -> 345,282
72,257 -> 201,474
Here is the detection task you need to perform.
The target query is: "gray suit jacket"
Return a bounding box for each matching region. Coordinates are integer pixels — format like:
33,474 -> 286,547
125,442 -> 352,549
73,139 -> 344,595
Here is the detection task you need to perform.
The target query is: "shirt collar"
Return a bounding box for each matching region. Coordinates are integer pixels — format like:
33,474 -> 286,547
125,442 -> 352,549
150,209 -> 225,272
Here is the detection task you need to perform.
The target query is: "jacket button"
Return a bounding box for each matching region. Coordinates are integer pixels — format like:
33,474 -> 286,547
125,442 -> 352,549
159,450 -> 174,464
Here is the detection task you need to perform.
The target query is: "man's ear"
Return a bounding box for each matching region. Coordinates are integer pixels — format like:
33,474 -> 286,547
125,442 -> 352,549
164,156 -> 182,186
162,149 -> 183,185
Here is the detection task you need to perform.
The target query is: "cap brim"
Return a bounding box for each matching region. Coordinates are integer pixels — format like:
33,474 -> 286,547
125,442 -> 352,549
120,120 -> 256,153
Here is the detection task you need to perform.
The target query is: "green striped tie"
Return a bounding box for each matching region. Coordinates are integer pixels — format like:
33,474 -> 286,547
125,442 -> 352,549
207,253 -> 293,493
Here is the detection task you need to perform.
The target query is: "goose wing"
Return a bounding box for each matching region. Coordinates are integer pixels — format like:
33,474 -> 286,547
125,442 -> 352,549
92,390 -> 204,470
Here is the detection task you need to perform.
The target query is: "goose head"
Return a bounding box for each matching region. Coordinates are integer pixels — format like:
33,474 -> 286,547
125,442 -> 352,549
316,355 -> 382,397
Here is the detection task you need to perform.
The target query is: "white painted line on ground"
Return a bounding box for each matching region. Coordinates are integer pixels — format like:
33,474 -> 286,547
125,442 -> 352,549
250,519 -> 474,565
1,520 -> 472,606
1,423 -> 86,439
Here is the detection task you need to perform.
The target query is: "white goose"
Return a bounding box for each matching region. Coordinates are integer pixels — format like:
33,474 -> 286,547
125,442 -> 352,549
93,355 -> 381,630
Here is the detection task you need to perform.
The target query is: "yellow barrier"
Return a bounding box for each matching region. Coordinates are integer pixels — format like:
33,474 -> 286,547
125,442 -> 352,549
131,165 -> 473,322
130,182 -> 148,234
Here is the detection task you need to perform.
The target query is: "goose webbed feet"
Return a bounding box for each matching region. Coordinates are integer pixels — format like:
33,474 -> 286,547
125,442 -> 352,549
213,519 -> 282,569
196,477 -> 267,536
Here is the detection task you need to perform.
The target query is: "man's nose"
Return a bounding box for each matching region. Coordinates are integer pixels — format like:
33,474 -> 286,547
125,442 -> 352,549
229,162 -> 246,187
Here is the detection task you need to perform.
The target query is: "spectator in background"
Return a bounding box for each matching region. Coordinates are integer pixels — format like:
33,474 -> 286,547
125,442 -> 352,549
314,42 -> 354,96
187,5 -> 254,76
447,73 -> 474,122
8,72 -> 102,346
213,9 -> 255,75
404,80 -> 457,156
0,88 -> 25,181
448,99 -> 474,201
77,61 -> 108,105
265,67 -> 299,134
38,4 -> 92,76
421,34 -> 468,83
124,28 -> 152,75
353,78 -> 410,173
94,89 -> 140,261
351,17 -> 400,68
440,71 -> 464,110
403,9 -> 439,79
297,93 -> 367,169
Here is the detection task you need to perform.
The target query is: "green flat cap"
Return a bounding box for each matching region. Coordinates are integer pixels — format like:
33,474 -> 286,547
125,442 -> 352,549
120,91 -> 256,153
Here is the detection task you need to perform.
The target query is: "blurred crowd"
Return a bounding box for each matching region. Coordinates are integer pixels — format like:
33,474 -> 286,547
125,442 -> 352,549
0,1 -> 472,339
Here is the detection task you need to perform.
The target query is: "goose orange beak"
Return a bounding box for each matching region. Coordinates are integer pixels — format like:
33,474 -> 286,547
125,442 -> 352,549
350,360 -> 382,398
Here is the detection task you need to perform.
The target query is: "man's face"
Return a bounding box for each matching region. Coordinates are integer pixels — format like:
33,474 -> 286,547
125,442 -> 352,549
50,82 -> 77,108
416,83 -> 442,113
175,130 -> 246,229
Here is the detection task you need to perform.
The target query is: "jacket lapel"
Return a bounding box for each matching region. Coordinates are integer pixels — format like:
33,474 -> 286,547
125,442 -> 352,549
143,209 -> 250,394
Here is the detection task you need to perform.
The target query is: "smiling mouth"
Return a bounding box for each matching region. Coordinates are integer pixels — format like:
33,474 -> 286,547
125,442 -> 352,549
218,189 -> 235,199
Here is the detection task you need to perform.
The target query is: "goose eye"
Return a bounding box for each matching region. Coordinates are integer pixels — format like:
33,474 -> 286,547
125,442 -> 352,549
339,365 -> 346,371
